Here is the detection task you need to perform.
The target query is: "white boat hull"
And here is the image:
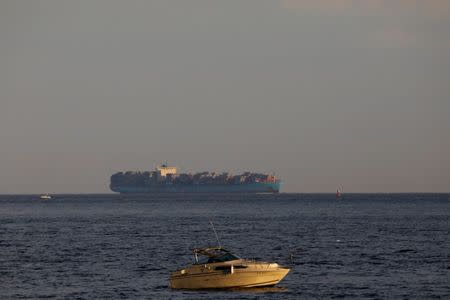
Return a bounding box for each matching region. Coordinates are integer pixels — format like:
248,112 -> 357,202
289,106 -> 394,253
170,261 -> 290,289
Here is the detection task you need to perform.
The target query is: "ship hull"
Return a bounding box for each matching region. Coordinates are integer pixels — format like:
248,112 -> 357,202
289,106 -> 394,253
110,182 -> 280,194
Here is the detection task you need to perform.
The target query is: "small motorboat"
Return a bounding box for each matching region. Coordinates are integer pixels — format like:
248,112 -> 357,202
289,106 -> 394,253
39,194 -> 52,200
170,246 -> 290,289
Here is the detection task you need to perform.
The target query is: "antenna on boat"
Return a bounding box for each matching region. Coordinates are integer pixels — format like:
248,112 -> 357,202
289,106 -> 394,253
209,220 -> 222,248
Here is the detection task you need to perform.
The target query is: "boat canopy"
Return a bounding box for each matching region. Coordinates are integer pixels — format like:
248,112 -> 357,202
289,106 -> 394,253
193,247 -> 240,264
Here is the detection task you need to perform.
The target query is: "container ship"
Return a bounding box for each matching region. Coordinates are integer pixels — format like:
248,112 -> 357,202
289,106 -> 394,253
110,164 -> 281,193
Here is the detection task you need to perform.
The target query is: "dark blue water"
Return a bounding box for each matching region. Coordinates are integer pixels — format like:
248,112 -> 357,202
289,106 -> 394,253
1,194 -> 449,299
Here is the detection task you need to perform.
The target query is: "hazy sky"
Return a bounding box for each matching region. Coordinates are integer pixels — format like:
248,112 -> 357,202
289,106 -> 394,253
1,0 -> 449,193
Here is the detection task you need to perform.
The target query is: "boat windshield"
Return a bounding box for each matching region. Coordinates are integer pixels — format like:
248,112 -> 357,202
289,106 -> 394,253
196,252 -> 240,264
193,247 -> 240,264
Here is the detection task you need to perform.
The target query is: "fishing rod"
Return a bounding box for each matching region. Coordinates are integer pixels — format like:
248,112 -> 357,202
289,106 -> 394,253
209,220 -> 222,248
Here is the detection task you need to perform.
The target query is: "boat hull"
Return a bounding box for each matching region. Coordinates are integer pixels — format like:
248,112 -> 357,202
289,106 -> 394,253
170,263 -> 289,289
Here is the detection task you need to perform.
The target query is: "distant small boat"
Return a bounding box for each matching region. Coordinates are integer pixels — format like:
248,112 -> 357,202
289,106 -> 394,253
40,194 -> 52,200
336,188 -> 342,199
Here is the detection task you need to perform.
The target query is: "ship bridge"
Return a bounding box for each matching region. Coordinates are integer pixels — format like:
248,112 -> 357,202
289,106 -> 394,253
157,164 -> 177,177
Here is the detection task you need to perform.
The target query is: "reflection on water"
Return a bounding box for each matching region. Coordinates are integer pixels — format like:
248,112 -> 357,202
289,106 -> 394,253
228,286 -> 288,293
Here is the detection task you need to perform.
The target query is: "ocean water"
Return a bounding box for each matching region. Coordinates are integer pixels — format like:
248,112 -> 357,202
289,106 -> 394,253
1,193 -> 449,299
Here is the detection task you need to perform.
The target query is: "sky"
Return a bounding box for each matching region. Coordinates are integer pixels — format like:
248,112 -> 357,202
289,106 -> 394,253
1,0 -> 449,193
